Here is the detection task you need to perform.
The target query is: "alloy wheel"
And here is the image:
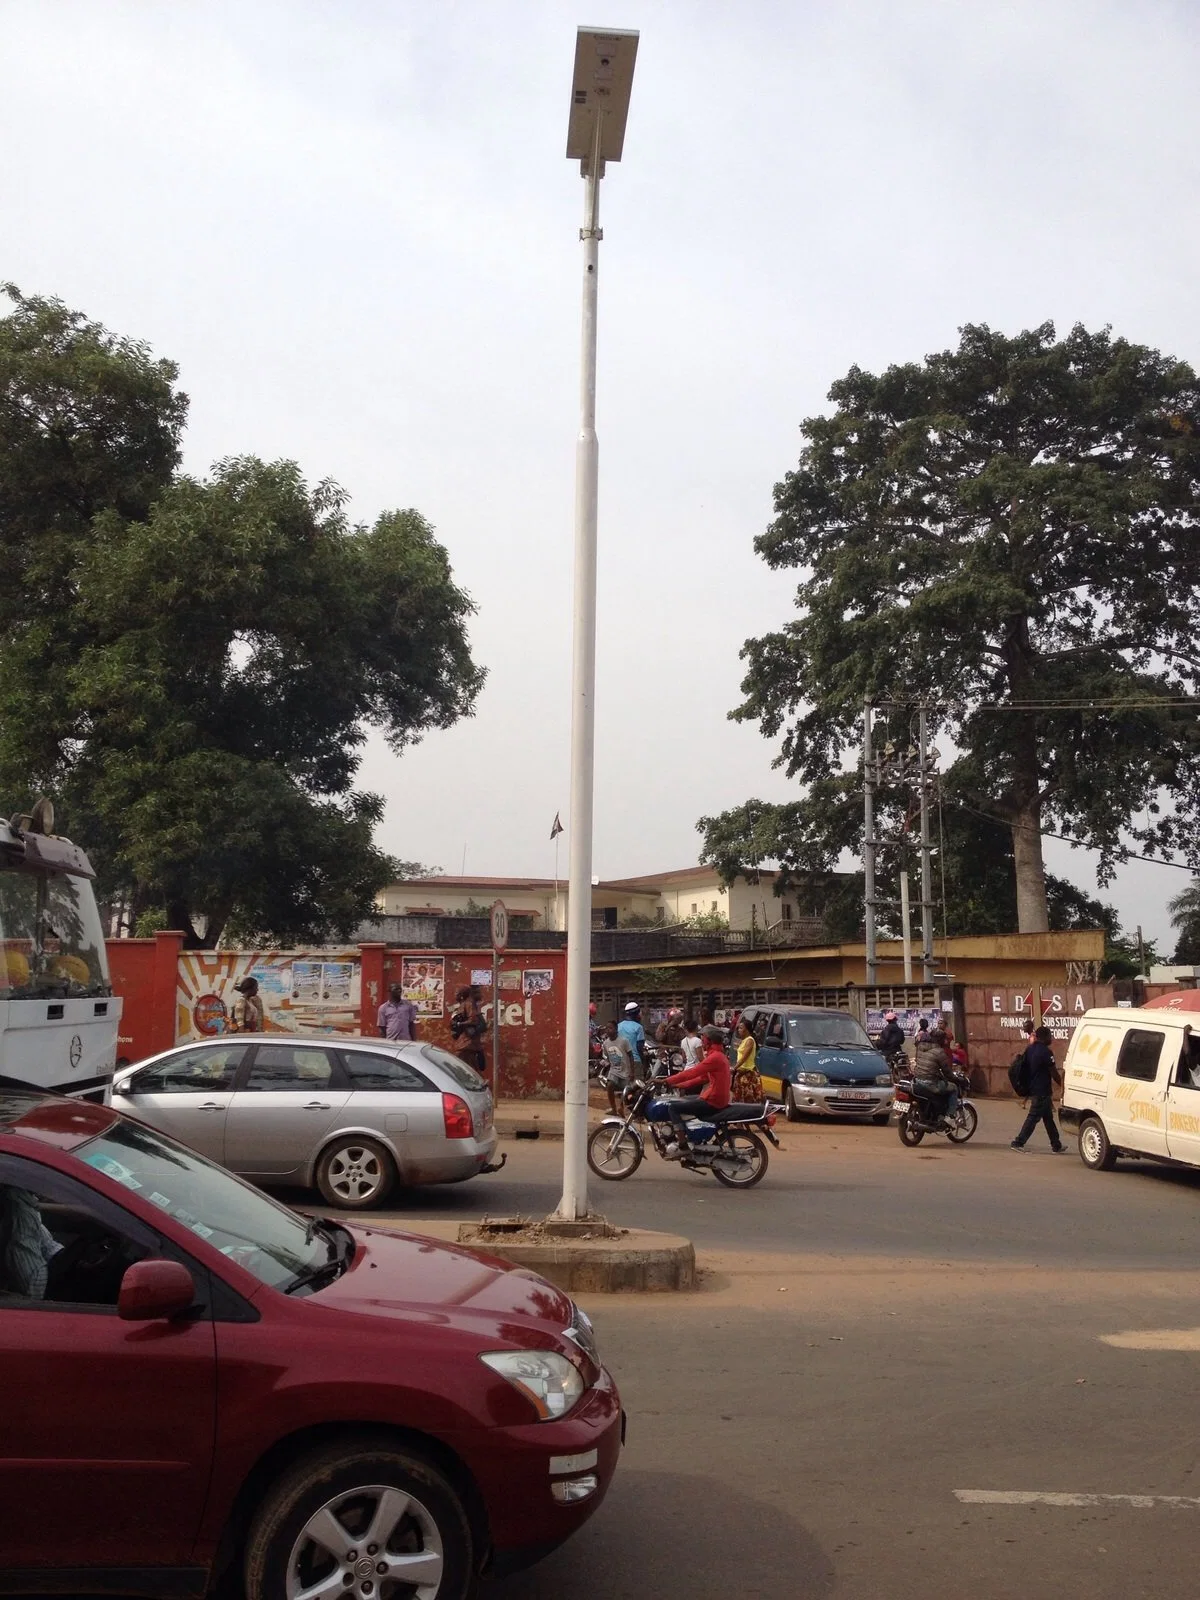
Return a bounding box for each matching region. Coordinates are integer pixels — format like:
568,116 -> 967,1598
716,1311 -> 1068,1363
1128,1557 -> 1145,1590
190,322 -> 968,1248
327,1145 -> 385,1205
286,1482 -> 444,1600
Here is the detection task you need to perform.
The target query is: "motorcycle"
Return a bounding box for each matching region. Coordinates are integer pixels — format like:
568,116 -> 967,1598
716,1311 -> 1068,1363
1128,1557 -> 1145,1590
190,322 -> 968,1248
892,1069 -> 978,1145
586,1077 -> 781,1188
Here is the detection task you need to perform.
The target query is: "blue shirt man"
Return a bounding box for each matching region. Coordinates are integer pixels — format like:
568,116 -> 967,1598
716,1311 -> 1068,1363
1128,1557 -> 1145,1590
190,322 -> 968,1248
377,984 -> 418,1041
617,1004 -> 646,1067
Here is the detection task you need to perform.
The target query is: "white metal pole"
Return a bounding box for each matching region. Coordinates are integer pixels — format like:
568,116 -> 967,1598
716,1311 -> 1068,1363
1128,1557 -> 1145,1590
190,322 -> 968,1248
900,870 -> 913,984
558,118 -> 603,1220
863,701 -> 878,986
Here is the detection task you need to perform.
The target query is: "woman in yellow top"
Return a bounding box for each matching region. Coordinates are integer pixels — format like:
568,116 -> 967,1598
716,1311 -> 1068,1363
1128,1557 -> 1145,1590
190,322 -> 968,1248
731,1017 -> 763,1103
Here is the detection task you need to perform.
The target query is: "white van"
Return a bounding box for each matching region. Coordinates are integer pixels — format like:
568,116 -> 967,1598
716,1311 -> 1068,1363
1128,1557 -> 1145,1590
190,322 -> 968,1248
1062,1007 -> 1200,1171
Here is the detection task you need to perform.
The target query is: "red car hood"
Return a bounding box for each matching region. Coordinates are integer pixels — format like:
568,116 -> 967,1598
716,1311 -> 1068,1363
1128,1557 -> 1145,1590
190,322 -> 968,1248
308,1223 -> 576,1336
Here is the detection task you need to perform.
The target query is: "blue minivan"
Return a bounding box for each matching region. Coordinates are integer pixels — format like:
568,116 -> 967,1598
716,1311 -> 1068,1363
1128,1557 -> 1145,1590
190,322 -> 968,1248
740,1005 -> 894,1123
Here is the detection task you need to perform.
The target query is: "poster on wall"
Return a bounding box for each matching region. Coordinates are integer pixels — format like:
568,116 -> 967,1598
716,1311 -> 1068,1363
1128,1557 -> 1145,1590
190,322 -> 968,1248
177,950 -> 361,1041
499,969 -> 521,992
522,968 -> 554,998
401,956 -> 445,1017
470,968 -> 493,988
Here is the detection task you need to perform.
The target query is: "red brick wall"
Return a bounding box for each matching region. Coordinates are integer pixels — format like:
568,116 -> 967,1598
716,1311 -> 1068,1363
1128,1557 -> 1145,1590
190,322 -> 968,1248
962,982 -> 1116,1096
380,948 -> 566,1099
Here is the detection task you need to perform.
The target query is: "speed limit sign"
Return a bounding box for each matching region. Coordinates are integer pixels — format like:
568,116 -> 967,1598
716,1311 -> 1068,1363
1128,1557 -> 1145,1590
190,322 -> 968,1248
490,900 -> 509,954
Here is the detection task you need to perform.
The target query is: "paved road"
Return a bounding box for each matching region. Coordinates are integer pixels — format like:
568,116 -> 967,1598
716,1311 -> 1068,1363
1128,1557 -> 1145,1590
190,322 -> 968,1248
324,1103 -> 1200,1599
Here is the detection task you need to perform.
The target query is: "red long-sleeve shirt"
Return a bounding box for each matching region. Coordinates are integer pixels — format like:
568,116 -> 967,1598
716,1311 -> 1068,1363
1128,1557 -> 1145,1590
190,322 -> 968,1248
665,1044 -> 731,1109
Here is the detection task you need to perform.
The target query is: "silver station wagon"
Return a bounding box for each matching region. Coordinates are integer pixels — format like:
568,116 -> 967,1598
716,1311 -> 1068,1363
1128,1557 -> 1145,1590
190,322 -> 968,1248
110,1036 -> 503,1208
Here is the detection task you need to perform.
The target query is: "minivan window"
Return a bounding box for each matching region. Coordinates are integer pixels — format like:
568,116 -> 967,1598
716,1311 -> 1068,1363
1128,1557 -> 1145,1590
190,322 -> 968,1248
787,1015 -> 873,1050
1115,1029 -> 1166,1084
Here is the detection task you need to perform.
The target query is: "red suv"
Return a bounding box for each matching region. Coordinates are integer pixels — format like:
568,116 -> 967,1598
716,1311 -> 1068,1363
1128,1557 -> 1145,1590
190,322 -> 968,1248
0,1085 -> 622,1598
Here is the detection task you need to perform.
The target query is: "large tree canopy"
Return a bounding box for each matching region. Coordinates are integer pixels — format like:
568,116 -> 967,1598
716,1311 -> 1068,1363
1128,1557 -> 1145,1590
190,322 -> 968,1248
708,323 -> 1200,932
0,289 -> 483,945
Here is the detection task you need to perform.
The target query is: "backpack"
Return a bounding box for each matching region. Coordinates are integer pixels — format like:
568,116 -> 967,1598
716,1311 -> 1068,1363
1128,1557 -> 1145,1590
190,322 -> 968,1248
1008,1049 -> 1031,1096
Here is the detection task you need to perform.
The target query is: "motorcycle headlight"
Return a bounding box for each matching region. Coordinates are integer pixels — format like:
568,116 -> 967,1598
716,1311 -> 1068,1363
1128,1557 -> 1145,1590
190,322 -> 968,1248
795,1072 -> 828,1086
875,1073 -> 893,1086
480,1351 -> 585,1420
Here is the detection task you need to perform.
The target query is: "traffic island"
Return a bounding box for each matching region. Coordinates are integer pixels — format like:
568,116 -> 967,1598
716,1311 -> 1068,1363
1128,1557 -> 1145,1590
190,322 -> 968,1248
364,1215 -> 696,1293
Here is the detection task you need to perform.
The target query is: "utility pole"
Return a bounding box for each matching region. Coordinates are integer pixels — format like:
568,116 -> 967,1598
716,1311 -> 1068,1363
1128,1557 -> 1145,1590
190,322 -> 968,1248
917,707 -> 936,983
863,700 -> 878,986
900,869 -> 913,983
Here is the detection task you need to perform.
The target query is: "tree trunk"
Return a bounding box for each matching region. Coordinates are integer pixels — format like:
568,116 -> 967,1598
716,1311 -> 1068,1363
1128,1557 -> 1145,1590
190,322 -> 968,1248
1011,803 -> 1049,933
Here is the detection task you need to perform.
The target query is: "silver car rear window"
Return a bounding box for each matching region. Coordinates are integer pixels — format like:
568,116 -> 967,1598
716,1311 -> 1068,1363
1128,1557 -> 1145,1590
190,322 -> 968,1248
421,1044 -> 488,1093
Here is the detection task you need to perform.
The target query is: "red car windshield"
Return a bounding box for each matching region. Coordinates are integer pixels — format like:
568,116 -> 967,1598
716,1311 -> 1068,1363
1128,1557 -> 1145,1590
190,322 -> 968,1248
76,1117 -> 328,1291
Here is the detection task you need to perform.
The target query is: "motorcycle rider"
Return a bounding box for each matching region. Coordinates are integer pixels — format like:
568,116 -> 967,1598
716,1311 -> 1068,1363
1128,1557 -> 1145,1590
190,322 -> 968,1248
915,1026 -> 958,1120
656,1023 -> 731,1155
656,1007 -> 685,1048
876,1010 -> 905,1059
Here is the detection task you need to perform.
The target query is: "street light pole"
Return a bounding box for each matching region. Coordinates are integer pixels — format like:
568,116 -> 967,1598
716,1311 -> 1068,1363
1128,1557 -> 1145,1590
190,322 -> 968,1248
558,27 -> 638,1221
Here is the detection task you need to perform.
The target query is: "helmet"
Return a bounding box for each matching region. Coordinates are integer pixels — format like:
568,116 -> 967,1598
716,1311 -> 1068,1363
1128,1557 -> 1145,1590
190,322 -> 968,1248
667,1007 -> 682,1020
624,1001 -> 640,1013
884,1010 -> 898,1022
588,1002 -> 597,1016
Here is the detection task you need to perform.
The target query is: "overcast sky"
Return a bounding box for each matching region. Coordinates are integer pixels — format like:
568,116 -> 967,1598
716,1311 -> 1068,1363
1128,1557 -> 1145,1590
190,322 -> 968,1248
4,0 -> 1198,951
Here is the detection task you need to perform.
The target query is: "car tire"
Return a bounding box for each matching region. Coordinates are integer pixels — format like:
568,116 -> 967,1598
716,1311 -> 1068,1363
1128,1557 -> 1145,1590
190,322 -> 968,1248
315,1136 -> 396,1209
244,1435 -> 474,1600
785,1087 -> 803,1123
1078,1116 -> 1116,1171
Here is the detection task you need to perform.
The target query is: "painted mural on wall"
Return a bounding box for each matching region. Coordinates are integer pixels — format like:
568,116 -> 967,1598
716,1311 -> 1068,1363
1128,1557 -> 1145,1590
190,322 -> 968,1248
176,950 -> 362,1042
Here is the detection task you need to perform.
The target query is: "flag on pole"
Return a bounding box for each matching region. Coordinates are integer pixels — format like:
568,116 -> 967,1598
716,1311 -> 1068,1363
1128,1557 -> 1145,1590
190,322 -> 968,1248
550,812 -> 564,840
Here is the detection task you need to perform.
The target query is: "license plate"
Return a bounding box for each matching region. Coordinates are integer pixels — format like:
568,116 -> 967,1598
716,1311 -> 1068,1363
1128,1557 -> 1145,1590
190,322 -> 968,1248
834,1090 -> 873,1102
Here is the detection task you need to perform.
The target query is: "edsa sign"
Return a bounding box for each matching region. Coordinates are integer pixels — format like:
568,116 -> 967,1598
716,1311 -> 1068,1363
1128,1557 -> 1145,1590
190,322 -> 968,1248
986,987 -> 1105,1040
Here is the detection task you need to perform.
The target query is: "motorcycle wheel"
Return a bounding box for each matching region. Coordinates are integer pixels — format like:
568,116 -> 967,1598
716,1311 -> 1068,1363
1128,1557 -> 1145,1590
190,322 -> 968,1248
897,1114 -> 925,1147
710,1130 -> 769,1188
946,1102 -> 979,1143
586,1124 -> 643,1180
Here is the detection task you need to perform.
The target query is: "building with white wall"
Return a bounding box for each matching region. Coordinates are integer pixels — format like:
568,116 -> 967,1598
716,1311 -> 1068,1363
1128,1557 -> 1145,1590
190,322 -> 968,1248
375,865 -> 815,933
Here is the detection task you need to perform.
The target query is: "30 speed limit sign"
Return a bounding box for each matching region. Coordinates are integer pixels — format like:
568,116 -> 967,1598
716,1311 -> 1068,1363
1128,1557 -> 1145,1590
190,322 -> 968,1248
490,900 -> 509,954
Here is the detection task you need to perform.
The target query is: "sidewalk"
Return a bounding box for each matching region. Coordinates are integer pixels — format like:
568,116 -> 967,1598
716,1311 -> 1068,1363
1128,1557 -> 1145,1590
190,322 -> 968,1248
494,1094 -> 604,1140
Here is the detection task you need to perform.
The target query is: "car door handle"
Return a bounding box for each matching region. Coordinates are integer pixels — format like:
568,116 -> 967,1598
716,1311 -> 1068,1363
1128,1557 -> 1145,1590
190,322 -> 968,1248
197,1101 -> 224,1111
303,1101 -> 331,1110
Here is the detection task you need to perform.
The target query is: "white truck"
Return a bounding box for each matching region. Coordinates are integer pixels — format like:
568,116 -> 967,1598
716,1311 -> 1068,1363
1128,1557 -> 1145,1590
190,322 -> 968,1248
0,803 -> 121,1098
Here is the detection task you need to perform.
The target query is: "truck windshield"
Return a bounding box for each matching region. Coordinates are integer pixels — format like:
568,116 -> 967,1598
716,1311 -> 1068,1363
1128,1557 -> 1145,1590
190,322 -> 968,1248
0,863 -> 110,999
787,1015 -> 873,1049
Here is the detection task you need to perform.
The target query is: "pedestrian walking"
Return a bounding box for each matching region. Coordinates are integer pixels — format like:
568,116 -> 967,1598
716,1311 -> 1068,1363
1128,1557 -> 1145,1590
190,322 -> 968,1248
730,1017 -> 763,1103
377,982 -> 418,1042
1011,1025 -> 1065,1152
229,976 -> 264,1033
600,1021 -> 634,1114
450,985 -> 487,1077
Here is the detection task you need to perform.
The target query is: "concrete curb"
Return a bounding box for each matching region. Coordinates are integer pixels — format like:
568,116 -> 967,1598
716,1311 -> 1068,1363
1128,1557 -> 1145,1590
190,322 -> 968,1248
365,1217 -> 696,1293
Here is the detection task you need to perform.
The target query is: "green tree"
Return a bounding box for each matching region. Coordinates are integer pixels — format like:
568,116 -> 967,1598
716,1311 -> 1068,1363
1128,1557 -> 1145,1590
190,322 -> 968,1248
0,294 -> 483,945
1168,881 -> 1200,964
721,323 -> 1200,932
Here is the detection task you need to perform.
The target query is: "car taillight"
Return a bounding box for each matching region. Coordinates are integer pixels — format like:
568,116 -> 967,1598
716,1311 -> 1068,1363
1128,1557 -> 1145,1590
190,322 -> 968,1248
443,1092 -> 474,1139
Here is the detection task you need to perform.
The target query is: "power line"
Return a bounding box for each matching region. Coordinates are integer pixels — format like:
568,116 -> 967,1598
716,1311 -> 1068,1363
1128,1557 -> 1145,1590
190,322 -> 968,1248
944,795 -> 1198,875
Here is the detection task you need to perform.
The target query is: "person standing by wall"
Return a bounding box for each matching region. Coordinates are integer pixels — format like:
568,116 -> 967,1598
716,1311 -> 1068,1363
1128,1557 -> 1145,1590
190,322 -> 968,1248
731,1017 -> 763,1103
1011,1025 -> 1065,1153
377,982 -> 418,1042
681,1019 -> 704,1067
229,977 -> 264,1033
451,985 -> 487,1077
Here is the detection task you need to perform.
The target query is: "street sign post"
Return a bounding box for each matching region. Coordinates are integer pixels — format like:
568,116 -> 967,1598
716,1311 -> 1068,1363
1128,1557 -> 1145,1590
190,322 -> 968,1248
490,901 -> 508,1090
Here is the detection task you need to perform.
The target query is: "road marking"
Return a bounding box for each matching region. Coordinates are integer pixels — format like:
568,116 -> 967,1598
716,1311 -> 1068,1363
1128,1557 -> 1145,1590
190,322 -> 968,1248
955,1491 -> 1200,1509
1100,1327 -> 1200,1350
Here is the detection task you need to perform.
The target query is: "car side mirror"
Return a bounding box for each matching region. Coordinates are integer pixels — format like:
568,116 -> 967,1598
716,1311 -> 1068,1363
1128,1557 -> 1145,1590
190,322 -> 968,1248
118,1259 -> 196,1322
765,1034 -> 784,1050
